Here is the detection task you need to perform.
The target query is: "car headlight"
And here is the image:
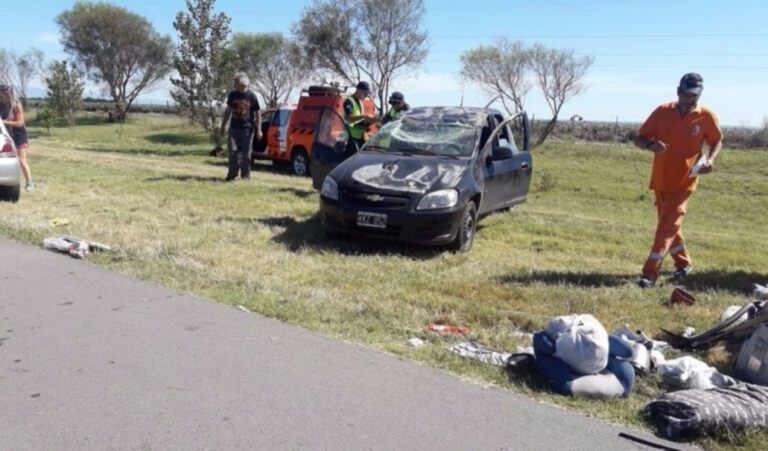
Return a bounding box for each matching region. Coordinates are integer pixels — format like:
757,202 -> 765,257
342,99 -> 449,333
321,176 -> 339,201
417,189 -> 459,210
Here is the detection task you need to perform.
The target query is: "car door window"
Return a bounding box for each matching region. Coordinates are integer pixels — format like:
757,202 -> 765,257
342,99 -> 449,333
509,115 -> 527,152
492,113 -> 520,152
261,111 -> 275,128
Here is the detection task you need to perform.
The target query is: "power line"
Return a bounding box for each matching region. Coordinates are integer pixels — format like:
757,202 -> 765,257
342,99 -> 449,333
425,60 -> 768,70
432,33 -> 768,39
429,50 -> 768,58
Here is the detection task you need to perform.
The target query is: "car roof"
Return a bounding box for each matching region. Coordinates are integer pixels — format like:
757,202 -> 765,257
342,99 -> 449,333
405,106 -> 499,127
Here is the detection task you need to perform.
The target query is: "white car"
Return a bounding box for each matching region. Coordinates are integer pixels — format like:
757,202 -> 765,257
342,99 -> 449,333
0,121 -> 21,202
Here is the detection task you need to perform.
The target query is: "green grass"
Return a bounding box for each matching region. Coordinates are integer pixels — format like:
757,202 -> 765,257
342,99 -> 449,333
4,114 -> 768,449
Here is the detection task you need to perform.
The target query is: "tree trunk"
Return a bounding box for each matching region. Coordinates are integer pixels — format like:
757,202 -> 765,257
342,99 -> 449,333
535,116 -> 558,147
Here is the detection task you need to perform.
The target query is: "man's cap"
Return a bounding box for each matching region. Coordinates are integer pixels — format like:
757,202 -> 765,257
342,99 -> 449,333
355,81 -> 371,92
679,73 -> 703,95
388,91 -> 404,105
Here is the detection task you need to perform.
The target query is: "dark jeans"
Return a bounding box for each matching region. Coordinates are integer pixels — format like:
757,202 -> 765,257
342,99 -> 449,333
227,128 -> 253,180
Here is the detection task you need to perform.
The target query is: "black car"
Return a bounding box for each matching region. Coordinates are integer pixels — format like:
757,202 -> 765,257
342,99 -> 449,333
311,106 -> 532,252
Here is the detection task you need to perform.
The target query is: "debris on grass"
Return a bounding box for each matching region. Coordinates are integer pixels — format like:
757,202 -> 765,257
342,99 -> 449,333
407,337 -> 424,348
49,217 -> 70,228
425,323 -> 469,335
43,236 -> 112,259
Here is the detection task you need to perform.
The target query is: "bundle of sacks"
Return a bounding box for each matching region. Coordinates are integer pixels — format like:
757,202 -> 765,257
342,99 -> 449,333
533,314 -> 635,398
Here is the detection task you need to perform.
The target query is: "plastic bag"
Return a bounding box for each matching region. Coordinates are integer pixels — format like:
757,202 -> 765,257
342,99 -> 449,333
545,314 -> 609,375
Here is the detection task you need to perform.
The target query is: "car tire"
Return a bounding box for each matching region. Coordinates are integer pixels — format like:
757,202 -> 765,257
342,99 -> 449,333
449,201 -> 477,253
0,185 -> 20,203
291,149 -> 310,177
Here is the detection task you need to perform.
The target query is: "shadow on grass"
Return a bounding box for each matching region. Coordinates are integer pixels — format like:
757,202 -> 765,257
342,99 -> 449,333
677,270 -> 766,294
146,133 -> 207,146
497,270 -> 634,288
254,213 -> 444,259
77,146 -> 209,158
275,187 -> 316,199
145,174 -> 225,183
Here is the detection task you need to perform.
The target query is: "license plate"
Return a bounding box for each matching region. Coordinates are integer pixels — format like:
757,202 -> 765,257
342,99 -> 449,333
356,211 -> 387,229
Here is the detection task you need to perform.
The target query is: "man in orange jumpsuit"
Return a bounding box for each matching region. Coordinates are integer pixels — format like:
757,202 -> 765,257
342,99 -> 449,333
634,73 -> 723,288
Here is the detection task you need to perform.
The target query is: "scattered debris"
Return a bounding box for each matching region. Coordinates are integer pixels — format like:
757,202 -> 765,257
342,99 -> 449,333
546,314 -> 609,375
510,330 -> 534,341
665,286 -> 696,307
734,324 -> 768,385
450,341 -> 512,367
49,218 -> 70,228
749,283 -> 768,300
720,305 -> 749,326
646,383 -> 768,438
613,325 -> 670,374
657,355 -> 742,391
237,305 -> 250,313
407,337 -> 425,348
535,315 -> 635,398
43,236 -> 112,259
661,301 -> 768,351
425,323 -> 469,335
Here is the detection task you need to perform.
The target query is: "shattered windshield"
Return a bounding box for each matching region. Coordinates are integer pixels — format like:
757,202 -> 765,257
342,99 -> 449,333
365,108 -> 480,157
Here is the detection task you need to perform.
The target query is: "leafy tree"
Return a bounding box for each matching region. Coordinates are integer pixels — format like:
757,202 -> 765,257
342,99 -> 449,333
57,2 -> 173,121
170,0 -> 233,151
529,44 -> 593,146
45,60 -> 85,127
230,33 -> 309,108
459,39 -> 593,146
14,49 -> 45,106
460,39 -> 531,115
295,0 -> 428,111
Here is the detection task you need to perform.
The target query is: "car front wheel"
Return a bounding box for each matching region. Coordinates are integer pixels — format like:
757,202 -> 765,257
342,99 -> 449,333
449,201 -> 477,253
291,149 -> 310,177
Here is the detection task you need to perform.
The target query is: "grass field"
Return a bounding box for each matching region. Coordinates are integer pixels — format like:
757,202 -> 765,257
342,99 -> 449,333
3,114 -> 767,449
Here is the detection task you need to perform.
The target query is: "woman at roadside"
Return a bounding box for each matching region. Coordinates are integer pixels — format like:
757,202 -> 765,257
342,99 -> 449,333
0,85 -> 35,191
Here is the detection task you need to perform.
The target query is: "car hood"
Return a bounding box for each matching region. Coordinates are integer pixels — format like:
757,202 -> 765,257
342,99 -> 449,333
332,152 -> 468,195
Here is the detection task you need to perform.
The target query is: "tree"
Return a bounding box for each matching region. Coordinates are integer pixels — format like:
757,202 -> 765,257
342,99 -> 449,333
57,2 -> 173,121
230,33 -> 310,108
529,44 -> 593,146
0,50 -> 13,88
45,60 -> 85,127
170,0 -> 233,151
14,49 -> 45,105
460,39 -> 531,115
295,0 -> 428,112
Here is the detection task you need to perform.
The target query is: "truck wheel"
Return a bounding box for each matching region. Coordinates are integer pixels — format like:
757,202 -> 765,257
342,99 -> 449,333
449,201 -> 477,253
291,149 -> 310,177
0,185 -> 20,203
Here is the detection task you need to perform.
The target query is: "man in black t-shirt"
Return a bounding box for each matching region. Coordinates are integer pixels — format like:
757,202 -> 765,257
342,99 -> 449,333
220,73 -> 261,181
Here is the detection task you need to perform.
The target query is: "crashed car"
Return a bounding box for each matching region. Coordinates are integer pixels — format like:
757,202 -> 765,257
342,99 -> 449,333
0,121 -> 21,202
311,106 -> 532,252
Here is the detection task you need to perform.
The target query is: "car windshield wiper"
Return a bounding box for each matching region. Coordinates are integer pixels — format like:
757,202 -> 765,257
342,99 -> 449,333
398,147 -> 460,160
366,145 -> 412,156
364,145 -> 390,152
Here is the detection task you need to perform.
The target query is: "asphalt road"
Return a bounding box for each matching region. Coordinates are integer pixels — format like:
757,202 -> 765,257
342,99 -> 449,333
0,237 -> 691,450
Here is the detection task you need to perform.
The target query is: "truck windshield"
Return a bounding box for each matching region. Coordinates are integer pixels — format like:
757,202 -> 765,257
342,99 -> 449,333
366,117 -> 477,158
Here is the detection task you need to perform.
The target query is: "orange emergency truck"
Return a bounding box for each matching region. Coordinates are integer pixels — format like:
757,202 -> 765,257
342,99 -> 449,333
252,86 -> 378,176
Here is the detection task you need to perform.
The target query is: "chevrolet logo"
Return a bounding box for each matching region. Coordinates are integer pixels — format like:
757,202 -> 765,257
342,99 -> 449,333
365,194 -> 385,202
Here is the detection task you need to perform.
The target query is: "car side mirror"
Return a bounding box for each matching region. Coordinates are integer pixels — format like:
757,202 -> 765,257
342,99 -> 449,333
492,145 -> 514,161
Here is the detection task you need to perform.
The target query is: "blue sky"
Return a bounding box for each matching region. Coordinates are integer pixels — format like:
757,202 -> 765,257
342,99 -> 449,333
4,0 -> 768,126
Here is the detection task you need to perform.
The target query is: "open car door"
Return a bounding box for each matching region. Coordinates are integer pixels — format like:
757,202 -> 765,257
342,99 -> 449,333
311,107 -> 356,190
479,112 -> 531,213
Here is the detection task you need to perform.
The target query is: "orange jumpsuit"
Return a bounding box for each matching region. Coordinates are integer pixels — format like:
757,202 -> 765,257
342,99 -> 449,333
637,103 -> 722,281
